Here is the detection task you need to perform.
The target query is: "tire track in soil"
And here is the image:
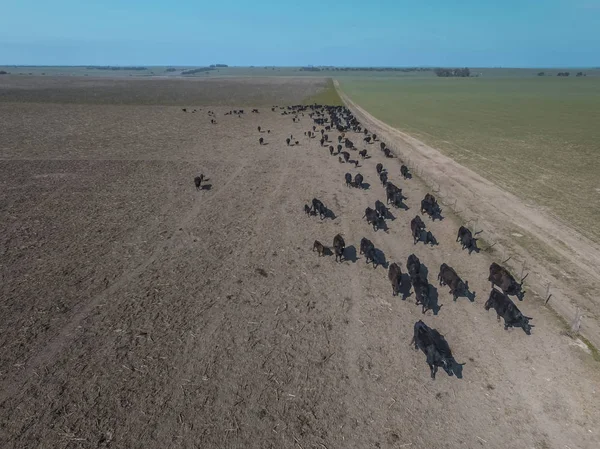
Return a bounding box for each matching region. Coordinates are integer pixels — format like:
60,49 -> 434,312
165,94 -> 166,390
0,155 -> 252,406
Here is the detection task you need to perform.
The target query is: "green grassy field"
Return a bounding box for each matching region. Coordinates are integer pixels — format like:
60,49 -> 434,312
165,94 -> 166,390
339,76 -> 600,242
303,78 -> 343,106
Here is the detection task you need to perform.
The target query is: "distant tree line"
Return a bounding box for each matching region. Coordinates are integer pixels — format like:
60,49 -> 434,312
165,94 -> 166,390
86,66 -> 148,71
539,71 -> 586,77
181,67 -> 216,75
557,72 -> 570,77
210,64 -> 228,68
165,68 -> 177,72
299,66 -> 432,72
434,67 -> 470,77
0,70 -> 8,75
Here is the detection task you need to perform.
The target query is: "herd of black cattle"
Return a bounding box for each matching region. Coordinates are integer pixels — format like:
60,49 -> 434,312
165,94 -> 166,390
190,104 -> 533,380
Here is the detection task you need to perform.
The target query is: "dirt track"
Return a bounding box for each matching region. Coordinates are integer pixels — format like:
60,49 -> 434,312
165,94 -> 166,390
1,81 -> 599,448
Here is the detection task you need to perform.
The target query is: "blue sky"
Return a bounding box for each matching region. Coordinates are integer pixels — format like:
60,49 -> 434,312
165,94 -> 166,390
1,0 -> 599,67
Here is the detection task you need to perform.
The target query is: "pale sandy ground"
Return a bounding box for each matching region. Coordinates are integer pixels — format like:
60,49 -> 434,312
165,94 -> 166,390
1,80 -> 599,448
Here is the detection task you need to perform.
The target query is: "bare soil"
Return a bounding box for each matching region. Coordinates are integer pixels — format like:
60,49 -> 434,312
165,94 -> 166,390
1,78 -> 599,449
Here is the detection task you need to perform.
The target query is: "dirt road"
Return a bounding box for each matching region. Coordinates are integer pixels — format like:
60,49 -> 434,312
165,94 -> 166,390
1,94 -> 599,448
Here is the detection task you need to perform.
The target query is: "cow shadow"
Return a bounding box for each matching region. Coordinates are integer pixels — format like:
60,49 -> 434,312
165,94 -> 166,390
466,239 -> 481,255
322,247 -> 333,257
343,245 -> 358,263
373,248 -> 389,269
385,210 -> 397,221
427,284 -> 443,316
394,200 -> 409,211
400,273 -> 413,300
450,360 -> 465,379
201,184 -> 212,191
359,183 -> 370,190
419,264 -> 430,279
324,209 -> 337,220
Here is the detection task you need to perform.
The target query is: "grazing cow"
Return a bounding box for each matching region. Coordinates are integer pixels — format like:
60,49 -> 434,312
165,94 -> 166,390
380,172 -> 388,186
354,173 -> 363,188
359,149 -> 367,159
286,138 -> 290,146
388,263 -> 403,296
401,165 -> 410,179
386,183 -> 403,208
364,136 -> 372,144
372,133 -> 377,141
252,108 -> 259,113
338,156 -> 344,163
376,163 -> 384,175
345,173 -> 352,187
295,141 -> 299,145
337,144 -> 343,153
258,126 -> 261,132
341,151 -> 350,162
375,200 -> 388,219
410,216 -> 426,244
413,275 -> 433,314
320,129 -> 324,135
194,174 -> 204,190
411,320 -> 457,379
313,240 -> 326,257
304,204 -> 312,215
268,130 -> 271,134
320,138 -> 325,146
383,148 -> 392,158
485,289 -> 532,334
380,142 -> 386,151
259,137 -> 264,145
363,207 -> 384,231
421,194 -> 442,220
338,135 -> 342,143
438,263 -> 469,301
312,198 -> 327,220
333,234 -> 345,262
324,134 -> 329,142
407,254 -> 421,281
182,108 -> 187,112
489,263 -> 527,300
329,145 -> 334,155
456,226 -> 478,254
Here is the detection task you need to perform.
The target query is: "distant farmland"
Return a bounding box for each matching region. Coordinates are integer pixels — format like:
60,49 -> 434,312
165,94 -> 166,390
339,76 -> 600,242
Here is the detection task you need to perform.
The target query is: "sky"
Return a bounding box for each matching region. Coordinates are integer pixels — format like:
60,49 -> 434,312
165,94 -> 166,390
1,0 -> 599,67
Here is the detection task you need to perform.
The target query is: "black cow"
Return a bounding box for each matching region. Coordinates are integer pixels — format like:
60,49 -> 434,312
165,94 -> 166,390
286,138 -> 290,146
313,240 -> 325,257
258,126 -> 261,132
384,148 -> 392,158
489,263 -> 527,300
376,163 -> 384,174
341,151 -> 350,162
380,142 -> 386,151
259,137 -> 264,145
345,173 -> 352,187
438,264 -> 469,301
360,237 -> 377,267
372,133 -> 377,141
354,173 -> 363,188
329,145 -> 334,155
388,263 -> 402,296
364,136 -> 372,143
359,149 -> 367,159
385,183 -> 401,206
421,194 -> 442,220
401,165 -> 410,179
375,200 -> 388,219
410,216 -> 426,244
411,320 -> 458,379
456,226 -> 478,254
363,207 -> 384,231
312,198 -> 327,220
485,289 -> 532,334
194,174 -> 204,190
320,138 -> 325,147
413,275 -> 433,314
337,144 -> 343,153
380,172 -> 388,186
338,156 -> 344,164
333,234 -> 345,262
304,204 -> 312,215
407,254 -> 421,281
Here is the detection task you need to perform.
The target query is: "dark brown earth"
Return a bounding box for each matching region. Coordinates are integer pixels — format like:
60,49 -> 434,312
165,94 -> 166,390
1,77 -> 599,449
